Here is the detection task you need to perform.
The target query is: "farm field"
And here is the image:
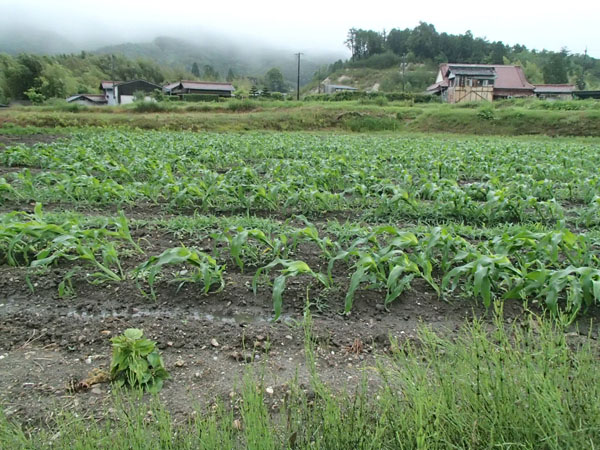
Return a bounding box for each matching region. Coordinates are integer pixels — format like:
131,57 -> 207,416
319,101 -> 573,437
1,129 -> 600,447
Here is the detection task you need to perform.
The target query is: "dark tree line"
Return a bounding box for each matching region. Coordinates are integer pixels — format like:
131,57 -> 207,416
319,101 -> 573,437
0,52 -> 195,102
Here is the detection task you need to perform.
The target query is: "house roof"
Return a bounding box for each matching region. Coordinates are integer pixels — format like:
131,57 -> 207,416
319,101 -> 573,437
427,64 -> 534,92
66,94 -> 107,103
447,66 -> 496,77
164,80 -> 235,92
115,79 -> 162,90
534,84 -> 576,93
100,81 -> 120,90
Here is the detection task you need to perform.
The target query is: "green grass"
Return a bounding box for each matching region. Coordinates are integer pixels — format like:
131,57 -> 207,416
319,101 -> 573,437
1,309 -> 598,449
3,99 -> 600,136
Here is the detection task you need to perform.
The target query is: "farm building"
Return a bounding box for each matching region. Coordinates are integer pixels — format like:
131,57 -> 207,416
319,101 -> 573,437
534,84 -> 576,100
322,84 -> 358,94
163,81 -> 235,97
100,80 -> 162,105
66,94 -> 107,106
427,64 -> 534,103
574,90 -> 600,99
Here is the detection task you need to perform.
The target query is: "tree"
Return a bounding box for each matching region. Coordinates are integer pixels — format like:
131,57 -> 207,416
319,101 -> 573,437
261,85 -> 270,97
249,85 -> 259,97
264,67 -> 286,92
24,87 -> 45,104
543,50 -> 569,84
488,41 -> 507,65
386,28 -> 411,56
575,68 -> 586,90
226,68 -> 235,82
191,62 -> 200,77
203,65 -> 219,80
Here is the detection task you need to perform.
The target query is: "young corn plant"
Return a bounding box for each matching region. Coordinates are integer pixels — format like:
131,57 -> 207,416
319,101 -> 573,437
222,227 -> 287,272
442,253 -> 522,307
134,247 -> 225,298
252,259 -> 330,320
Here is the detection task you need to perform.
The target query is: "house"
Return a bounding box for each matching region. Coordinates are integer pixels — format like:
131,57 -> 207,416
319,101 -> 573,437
163,81 -> 235,97
323,84 -> 358,94
100,80 -> 162,105
99,80 -> 120,105
66,94 -> 107,106
427,64 -> 534,103
68,80 -> 161,106
534,84 -> 575,100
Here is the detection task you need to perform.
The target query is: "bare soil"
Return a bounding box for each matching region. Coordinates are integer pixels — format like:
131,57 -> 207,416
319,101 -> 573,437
0,134 -> 64,148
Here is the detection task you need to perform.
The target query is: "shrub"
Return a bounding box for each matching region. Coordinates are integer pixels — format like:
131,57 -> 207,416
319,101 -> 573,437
181,94 -> 222,102
226,99 -> 259,112
132,101 -> 168,113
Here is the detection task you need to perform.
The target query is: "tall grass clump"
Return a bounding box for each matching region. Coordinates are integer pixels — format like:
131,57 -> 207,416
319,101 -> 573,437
226,99 -> 260,112
131,101 -> 171,113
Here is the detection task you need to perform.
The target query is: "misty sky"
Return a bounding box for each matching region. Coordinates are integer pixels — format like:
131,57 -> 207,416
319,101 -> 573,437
1,0 -> 598,57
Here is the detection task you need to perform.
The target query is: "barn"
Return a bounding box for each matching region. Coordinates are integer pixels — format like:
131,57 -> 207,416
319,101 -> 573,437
163,81 -> 235,97
101,80 -> 162,105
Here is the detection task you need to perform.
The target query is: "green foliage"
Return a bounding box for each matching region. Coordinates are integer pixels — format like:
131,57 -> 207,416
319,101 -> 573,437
0,204 -> 136,288
543,49 -> 570,84
134,247 -> 225,298
132,90 -> 148,102
191,62 -> 200,77
110,328 -> 169,393
24,88 -> 45,104
202,64 -> 220,81
263,67 -> 287,93
181,93 -> 221,102
0,52 -> 196,101
253,258 -> 330,319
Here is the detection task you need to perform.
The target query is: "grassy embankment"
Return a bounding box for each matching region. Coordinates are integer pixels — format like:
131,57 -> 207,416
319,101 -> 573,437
1,98 -> 600,136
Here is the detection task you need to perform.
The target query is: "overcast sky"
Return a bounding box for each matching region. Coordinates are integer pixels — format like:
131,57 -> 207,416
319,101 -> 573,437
1,0 -> 598,57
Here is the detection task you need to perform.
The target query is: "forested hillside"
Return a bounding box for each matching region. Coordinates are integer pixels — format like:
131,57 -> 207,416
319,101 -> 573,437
313,23 -> 600,92
0,52 -> 196,103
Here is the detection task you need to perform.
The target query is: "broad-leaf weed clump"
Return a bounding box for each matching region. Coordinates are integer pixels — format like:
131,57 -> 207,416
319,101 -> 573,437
110,328 -> 169,393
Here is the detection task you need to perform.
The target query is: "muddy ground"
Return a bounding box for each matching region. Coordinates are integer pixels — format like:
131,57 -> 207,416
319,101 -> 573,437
0,212 -> 538,430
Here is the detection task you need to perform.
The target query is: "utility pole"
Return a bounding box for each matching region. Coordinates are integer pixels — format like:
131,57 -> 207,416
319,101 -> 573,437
401,53 -> 407,93
295,52 -> 303,100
